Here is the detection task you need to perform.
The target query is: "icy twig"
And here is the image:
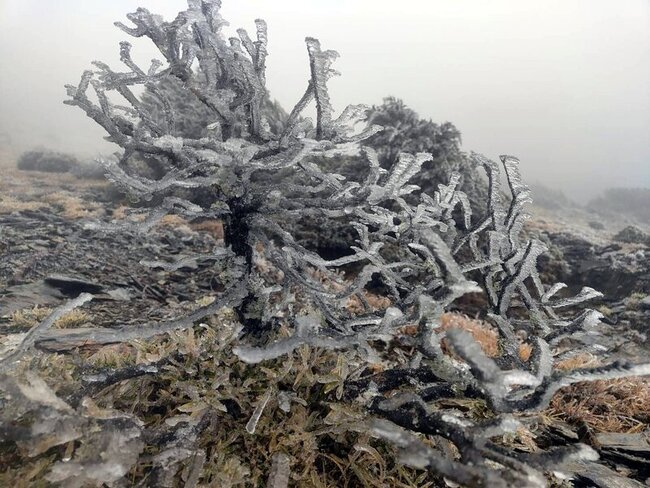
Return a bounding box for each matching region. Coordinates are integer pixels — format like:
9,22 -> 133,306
0,293 -> 93,372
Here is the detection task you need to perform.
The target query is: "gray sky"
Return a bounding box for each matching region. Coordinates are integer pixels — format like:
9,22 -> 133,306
1,0 -> 648,201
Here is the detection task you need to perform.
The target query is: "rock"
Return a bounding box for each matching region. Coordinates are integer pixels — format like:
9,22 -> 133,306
0,276 -> 107,315
569,461 -> 647,488
595,432 -> 650,475
70,161 -> 106,180
43,274 -> 105,296
107,288 -> 132,301
541,232 -> 650,299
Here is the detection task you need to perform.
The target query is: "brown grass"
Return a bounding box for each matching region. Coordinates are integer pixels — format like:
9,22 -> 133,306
546,353 -> 650,433
158,214 -> 191,228
397,313 -> 532,362
439,313 -> 500,357
0,168 -> 107,217
190,219 -> 224,240
8,307 -> 52,328
9,307 -> 89,330
554,353 -> 600,371
345,291 -> 392,314
0,195 -> 47,214
42,192 -> 103,219
547,377 -> 650,433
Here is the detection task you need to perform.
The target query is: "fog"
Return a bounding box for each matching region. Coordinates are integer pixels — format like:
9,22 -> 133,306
1,0 -> 648,201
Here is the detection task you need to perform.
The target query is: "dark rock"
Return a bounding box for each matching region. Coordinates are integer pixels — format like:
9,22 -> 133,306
595,432 -> 650,477
570,461 -> 647,488
541,232 -> 650,299
44,275 -> 105,296
71,161 -> 106,180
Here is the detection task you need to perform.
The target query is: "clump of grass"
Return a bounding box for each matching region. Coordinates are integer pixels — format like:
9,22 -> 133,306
555,353 -> 600,372
439,313 -> 499,357
42,191 -> 103,219
10,306 -> 89,330
0,315 -> 440,487
438,312 -> 532,361
86,344 -> 136,369
189,219 -> 224,240
0,195 -> 48,214
52,309 -> 89,329
8,307 -> 52,329
546,353 -> 650,433
596,305 -> 614,317
625,292 -> 647,311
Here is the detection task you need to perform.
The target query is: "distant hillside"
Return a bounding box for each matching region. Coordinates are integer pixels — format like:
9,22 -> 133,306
588,187 -> 650,224
529,182 -> 576,210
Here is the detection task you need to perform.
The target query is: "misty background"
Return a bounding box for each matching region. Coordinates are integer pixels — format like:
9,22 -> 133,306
0,0 -> 648,202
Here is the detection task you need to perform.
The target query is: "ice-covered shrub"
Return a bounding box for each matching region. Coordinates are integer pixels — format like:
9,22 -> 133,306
16,149 -> 79,173
2,0 -> 647,485
613,225 -> 650,246
140,74 -> 288,141
365,97 -> 487,208
16,148 -> 110,180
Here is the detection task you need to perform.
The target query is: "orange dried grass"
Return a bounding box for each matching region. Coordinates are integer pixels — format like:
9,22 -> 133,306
345,291 -> 391,314
546,353 -> 650,433
547,377 -> 650,433
439,313 -> 500,357
190,219 -> 224,240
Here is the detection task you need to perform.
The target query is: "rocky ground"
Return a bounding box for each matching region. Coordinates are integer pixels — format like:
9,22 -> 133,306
0,168 -> 226,333
527,204 -> 650,360
1,167 -> 649,486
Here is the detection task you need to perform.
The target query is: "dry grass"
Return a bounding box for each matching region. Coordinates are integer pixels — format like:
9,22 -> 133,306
439,313 -> 499,357
0,195 -> 48,214
8,307 -> 89,330
111,205 -> 132,220
0,168 -> 107,217
625,292 -> 647,311
8,307 -> 52,328
438,312 -> 532,362
546,353 -> 650,433
190,219 -> 224,240
41,191 -> 103,219
547,377 -> 650,433
158,213 -> 191,228
87,344 -> 136,369
435,315 -> 650,434
345,291 -> 392,315
51,309 -> 90,329
554,353 -> 600,371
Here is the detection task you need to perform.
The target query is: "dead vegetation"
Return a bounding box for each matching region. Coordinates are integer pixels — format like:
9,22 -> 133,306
0,312 -> 444,487
0,167 -> 109,218
547,377 -> 650,434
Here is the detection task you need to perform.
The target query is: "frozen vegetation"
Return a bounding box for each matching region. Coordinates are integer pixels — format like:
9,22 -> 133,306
1,1 -> 649,486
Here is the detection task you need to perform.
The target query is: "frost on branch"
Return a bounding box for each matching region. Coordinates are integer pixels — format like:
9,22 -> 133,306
0,0 -> 640,485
